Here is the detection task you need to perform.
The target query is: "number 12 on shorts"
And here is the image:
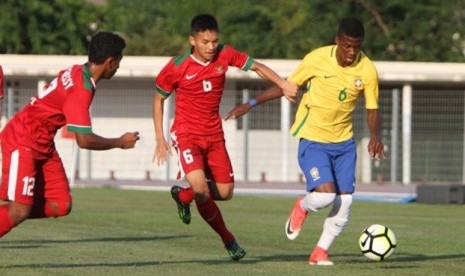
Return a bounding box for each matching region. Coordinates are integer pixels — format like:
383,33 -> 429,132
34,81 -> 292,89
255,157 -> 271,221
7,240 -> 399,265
22,176 -> 35,196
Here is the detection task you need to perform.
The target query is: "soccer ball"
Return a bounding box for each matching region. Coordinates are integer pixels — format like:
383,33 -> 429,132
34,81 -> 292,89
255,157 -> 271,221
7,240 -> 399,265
359,224 -> 397,261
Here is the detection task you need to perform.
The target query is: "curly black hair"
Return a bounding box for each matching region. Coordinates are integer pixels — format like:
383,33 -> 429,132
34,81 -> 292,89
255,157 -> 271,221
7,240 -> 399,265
88,32 -> 126,64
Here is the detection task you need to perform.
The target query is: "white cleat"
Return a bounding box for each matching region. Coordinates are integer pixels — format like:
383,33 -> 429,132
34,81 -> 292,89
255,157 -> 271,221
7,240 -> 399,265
309,259 -> 334,266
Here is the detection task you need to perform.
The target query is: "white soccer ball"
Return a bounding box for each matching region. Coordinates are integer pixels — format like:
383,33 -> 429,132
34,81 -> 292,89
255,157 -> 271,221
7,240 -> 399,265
359,224 -> 397,261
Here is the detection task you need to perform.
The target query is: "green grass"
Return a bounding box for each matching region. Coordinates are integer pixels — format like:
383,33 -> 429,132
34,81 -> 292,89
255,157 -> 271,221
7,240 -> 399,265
1,187 -> 465,275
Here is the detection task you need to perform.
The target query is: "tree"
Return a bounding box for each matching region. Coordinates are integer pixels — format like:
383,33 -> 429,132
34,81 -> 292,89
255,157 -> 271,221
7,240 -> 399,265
101,0 -> 223,56
0,0 -> 102,54
1,0 -> 464,62
355,0 -> 465,62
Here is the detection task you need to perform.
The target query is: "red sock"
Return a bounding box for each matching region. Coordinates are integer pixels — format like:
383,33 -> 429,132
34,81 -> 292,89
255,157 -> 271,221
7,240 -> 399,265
0,205 -> 15,238
179,187 -> 195,204
196,198 -> 234,244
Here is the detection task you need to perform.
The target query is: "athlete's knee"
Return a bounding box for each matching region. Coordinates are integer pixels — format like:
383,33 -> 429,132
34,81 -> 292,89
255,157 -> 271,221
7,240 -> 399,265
328,194 -> 352,216
313,182 -> 337,193
206,178 -> 234,201
324,194 -> 353,237
217,190 -> 233,201
214,182 -> 234,201
194,189 -> 211,203
302,192 -> 336,212
46,200 -> 72,218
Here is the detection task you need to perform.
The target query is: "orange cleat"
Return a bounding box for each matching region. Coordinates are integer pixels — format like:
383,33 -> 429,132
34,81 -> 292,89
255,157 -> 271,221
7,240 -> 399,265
309,246 -> 334,266
285,196 -> 308,240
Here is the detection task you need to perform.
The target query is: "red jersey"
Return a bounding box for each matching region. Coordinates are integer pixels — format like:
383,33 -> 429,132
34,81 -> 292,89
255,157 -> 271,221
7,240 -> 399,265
155,44 -> 254,136
0,64 -> 95,159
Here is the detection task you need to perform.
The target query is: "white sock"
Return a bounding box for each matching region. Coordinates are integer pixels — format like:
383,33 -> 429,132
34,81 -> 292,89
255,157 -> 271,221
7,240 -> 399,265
316,194 -> 353,250
317,230 -> 335,251
301,192 -> 336,212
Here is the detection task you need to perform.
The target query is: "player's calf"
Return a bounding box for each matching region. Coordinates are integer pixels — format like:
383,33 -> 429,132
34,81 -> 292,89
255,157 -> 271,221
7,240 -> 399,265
0,204 -> 16,237
46,201 -> 72,218
29,200 -> 72,218
5,202 -> 33,224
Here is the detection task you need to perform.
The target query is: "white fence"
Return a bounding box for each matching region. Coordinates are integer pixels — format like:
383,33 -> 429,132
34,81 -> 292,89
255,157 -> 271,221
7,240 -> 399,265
2,55 -> 465,185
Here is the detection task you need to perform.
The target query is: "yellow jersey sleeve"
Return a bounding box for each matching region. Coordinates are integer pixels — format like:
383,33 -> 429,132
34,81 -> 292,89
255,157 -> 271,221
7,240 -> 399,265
362,61 -> 379,109
288,53 -> 316,87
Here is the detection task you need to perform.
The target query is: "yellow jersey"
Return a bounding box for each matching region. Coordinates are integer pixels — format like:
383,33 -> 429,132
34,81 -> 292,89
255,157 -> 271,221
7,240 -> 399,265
288,45 -> 379,143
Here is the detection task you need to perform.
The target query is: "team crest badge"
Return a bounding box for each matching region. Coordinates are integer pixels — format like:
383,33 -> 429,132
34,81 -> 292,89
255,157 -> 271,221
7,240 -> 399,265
354,78 -> 363,88
215,65 -> 224,73
310,167 -> 320,181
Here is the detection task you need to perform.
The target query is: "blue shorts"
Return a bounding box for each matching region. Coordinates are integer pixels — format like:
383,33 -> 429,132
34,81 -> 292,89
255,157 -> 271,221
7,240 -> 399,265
298,138 -> 356,193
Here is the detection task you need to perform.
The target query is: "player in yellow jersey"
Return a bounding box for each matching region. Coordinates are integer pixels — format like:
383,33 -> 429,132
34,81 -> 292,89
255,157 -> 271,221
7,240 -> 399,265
225,18 -> 385,265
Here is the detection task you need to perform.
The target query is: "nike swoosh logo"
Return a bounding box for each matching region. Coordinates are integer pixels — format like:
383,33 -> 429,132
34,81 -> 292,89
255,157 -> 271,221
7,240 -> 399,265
324,75 -> 334,79
286,219 -> 294,235
360,235 -> 369,247
229,173 -> 234,177
186,73 -> 198,80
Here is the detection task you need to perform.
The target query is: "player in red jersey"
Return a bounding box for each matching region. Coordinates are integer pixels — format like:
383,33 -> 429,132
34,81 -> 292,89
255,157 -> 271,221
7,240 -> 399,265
0,32 -> 140,240
153,14 -> 298,261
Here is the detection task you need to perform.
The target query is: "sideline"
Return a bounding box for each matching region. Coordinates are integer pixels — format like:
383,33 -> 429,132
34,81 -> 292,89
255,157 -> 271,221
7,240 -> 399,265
72,179 -> 417,204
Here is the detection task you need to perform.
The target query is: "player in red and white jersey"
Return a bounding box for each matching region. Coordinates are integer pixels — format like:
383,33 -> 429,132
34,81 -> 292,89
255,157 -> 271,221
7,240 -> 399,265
0,32 -> 140,240
153,14 -> 298,261
156,44 -> 258,136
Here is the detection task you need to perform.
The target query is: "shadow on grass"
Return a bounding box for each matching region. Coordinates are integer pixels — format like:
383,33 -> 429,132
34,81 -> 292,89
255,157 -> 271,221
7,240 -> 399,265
0,255 -> 299,269
330,252 -> 465,268
2,250 -> 465,270
1,261 -> 164,269
0,234 -> 190,248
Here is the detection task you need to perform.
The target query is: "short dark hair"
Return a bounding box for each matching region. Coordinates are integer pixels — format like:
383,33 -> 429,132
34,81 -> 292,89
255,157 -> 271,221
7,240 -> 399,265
338,18 -> 364,39
88,32 -> 126,64
190,14 -> 219,35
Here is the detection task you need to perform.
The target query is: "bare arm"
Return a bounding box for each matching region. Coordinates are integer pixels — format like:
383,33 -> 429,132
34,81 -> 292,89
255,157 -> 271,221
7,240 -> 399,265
249,61 -> 298,102
75,131 -> 139,150
153,92 -> 171,166
366,109 -> 385,159
224,84 -> 285,120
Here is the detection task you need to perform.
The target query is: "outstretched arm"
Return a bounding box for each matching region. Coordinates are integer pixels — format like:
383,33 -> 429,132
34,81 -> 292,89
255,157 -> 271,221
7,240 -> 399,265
224,84 -> 285,120
75,131 -> 139,150
249,61 -> 298,102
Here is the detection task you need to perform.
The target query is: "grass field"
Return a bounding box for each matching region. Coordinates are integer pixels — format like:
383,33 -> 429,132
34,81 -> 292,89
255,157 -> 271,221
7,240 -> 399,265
0,187 -> 464,276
